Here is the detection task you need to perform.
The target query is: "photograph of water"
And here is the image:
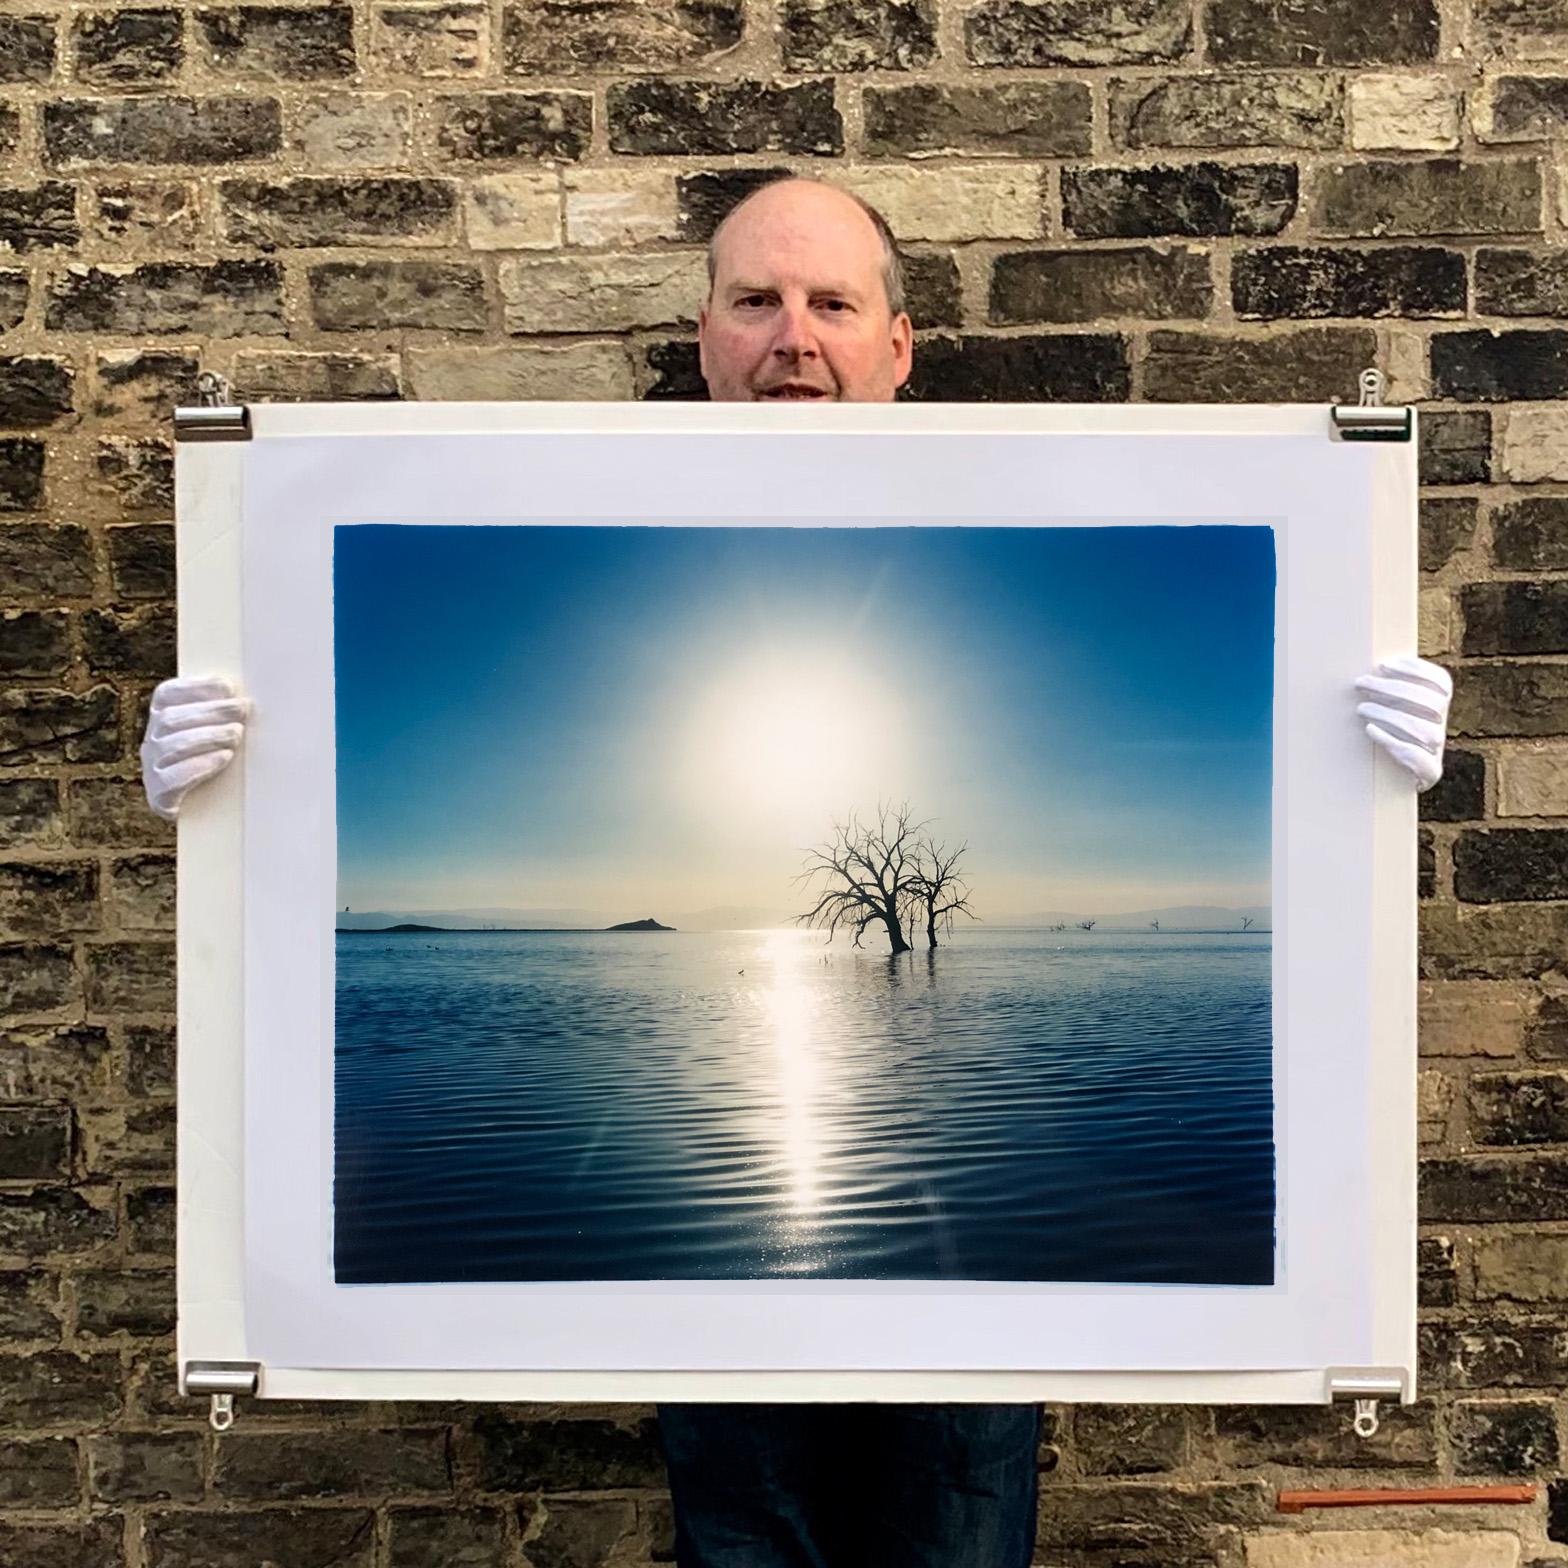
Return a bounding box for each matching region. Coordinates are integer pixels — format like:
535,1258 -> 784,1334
333,524 -> 1277,1285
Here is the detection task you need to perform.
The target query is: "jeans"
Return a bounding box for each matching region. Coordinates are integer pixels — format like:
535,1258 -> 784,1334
656,1403 -> 1042,1568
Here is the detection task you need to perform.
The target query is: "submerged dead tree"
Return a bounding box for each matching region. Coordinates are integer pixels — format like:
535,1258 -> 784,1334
795,803 -> 922,954
904,836 -> 976,950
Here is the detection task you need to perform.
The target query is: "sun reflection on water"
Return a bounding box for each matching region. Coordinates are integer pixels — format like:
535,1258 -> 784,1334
760,931 -> 828,1228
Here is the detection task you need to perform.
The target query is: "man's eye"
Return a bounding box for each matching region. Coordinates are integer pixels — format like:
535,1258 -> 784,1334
738,295 -> 769,307
819,299 -> 850,312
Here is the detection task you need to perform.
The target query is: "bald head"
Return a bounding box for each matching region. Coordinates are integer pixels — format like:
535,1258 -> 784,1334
697,177 -> 914,403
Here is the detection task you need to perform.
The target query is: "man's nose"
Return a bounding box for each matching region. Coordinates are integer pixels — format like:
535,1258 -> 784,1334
771,301 -> 818,358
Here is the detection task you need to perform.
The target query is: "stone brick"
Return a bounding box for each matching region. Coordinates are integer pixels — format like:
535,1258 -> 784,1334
43,95 -> 283,166
407,343 -> 633,401
1420,827 -> 1435,897
108,854 -> 174,931
903,334 -> 1130,402
94,351 -> 201,425
1434,330 -> 1568,401
903,251 -> 961,328
1451,1400 -> 1559,1474
0,1439 -> 78,1505
0,1191 -> 115,1257
1143,327 -> 1376,402
0,1270 -> 61,1338
0,611 -> 69,677
222,176 -> 457,247
1418,1233 -> 1456,1305
841,166 -> 1042,241
125,1184 -> 173,1254
1455,828 -> 1568,901
214,1430 -> 453,1499
1464,582 -> 1568,656
1477,76 -> 1568,142
1479,248 -> 1568,315
503,0 -> 743,74
1419,979 -> 1532,1057
1422,900 -> 1568,979
373,4 -> 488,76
1420,749 -> 1484,822
1419,409 -> 1490,485
0,358 -> 73,431
92,441 -> 175,518
1472,1071 -> 1568,1145
0,442 -> 43,514
1207,0 -> 1437,63
85,941 -> 173,1013
0,1025 -> 112,1099
866,82 -> 1090,157
1350,74 -> 1461,150
1474,1232 -> 1568,1302
73,9 -> 183,85
1064,163 -> 1296,238
475,1414 -> 664,1490
526,1497 -> 637,1566
781,0 -> 936,70
0,527 -> 91,600
1233,245 -> 1463,319
1420,496 -> 1477,572
1074,1405 -> 1185,1473
309,260 -> 487,332
0,273 -> 25,334
1503,407 -> 1568,483
433,91 -> 591,162
0,1520 -> 121,1568
564,169 -> 675,249
464,172 -> 559,250
47,261 -> 284,337
1422,1153 -> 1568,1220
195,4 -> 354,78
674,167 -> 792,243
0,688 -> 118,766
642,339 -> 706,400
500,252 -> 706,334
231,351 -> 399,403
0,1107 -> 72,1181
1034,1481 -> 1269,1556
75,1267 -> 175,1336
1245,1531 -> 1519,1568
609,79 -> 842,156
1476,0 -> 1568,57
0,861 -> 97,936
1529,997 -> 1568,1061
0,184 -> 80,253
991,246 -> 1210,323
127,1024 -> 174,1096
1112,72 -> 1340,149
1498,748 -> 1568,817
0,110 -> 16,164
144,1509 -> 376,1568
965,0 -> 1189,64
0,16 -> 57,83
1215,1403 -> 1436,1468
88,1432 -> 200,1501
66,777 -> 174,849
293,92 -> 413,168
388,1506 -> 510,1568
0,779 -> 60,846
91,182 -> 200,247
1314,159 -> 1543,237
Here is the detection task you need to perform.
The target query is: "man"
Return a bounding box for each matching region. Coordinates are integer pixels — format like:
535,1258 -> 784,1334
143,175 -> 1452,1566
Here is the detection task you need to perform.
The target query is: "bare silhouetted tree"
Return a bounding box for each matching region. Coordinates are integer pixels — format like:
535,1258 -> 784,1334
1241,916 -> 1255,931
795,802 -> 921,954
903,835 -> 977,950
1078,919 -> 1096,932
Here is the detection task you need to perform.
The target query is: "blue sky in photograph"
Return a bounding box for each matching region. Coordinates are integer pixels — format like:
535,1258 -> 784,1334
334,525 -> 1275,923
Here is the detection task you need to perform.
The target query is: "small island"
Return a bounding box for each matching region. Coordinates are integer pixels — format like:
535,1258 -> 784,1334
606,918 -> 674,932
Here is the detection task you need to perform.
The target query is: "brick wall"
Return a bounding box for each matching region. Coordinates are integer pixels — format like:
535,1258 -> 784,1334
0,0 -> 1565,1562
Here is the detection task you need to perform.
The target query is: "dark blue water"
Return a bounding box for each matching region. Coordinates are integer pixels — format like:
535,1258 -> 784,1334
334,929 -> 1274,1285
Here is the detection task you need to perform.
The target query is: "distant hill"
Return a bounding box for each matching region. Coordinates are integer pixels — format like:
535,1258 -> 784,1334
606,917 -> 674,931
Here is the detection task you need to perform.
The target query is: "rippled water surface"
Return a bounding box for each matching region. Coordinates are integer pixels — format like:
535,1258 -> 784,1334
334,928 -> 1274,1284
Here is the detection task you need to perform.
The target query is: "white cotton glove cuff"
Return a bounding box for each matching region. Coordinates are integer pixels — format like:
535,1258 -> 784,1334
1354,654 -> 1452,793
140,676 -> 250,822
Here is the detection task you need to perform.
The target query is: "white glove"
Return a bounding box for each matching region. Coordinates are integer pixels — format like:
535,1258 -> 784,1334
140,676 -> 249,821
1355,654 -> 1452,792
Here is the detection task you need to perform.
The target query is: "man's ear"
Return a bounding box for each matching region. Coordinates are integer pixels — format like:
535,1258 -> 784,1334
697,302 -> 709,382
891,311 -> 913,389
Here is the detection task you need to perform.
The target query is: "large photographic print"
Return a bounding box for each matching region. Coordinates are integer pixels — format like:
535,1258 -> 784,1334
333,523 -> 1276,1288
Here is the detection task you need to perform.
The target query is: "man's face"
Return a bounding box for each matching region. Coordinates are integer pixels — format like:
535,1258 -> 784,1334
698,181 -> 914,405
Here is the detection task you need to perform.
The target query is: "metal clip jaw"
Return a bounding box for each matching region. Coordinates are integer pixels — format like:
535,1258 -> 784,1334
1331,365 -> 1411,442
184,1362 -> 260,1432
174,371 -> 251,442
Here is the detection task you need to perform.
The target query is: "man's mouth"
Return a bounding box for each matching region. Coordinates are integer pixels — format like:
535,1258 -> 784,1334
756,384 -> 834,400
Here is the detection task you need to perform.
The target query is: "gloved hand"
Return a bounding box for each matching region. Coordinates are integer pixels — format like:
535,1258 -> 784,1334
140,676 -> 250,821
1355,654 -> 1452,792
